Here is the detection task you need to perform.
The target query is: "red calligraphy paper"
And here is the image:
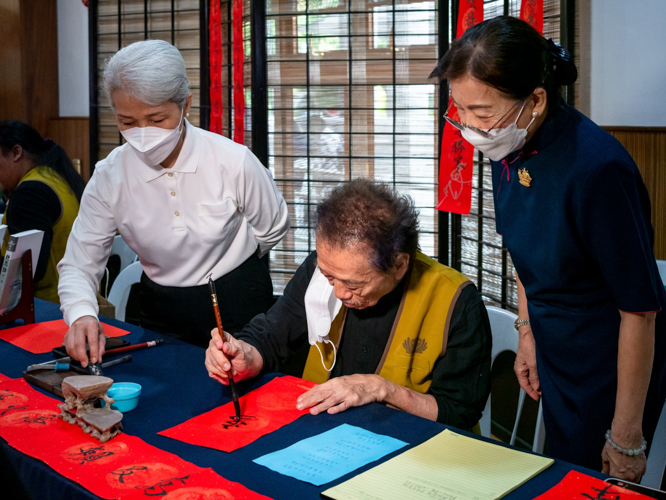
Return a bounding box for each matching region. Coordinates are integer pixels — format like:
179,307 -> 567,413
159,376 -> 316,452
0,319 -> 128,354
0,378 -> 270,499
10,431 -> 206,499
209,0 -> 223,134
119,468 -> 273,500
534,471 -> 654,499
520,0 -> 544,35
0,371 -> 11,382
437,0 -> 483,215
232,0 -> 245,144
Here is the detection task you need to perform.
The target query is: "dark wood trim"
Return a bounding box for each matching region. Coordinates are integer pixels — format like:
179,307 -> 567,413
560,0 -> 576,106
437,0 -> 450,266
88,0 -> 99,173
251,0 -> 268,167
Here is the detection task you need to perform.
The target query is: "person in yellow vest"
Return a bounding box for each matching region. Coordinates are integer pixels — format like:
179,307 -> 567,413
0,121 -> 83,304
205,180 -> 492,429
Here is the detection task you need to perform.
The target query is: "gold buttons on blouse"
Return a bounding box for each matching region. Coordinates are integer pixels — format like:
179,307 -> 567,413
168,173 -> 174,177
171,191 -> 176,196
175,211 -> 180,217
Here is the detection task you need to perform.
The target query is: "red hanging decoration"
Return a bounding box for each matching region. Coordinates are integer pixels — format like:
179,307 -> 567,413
436,0 -> 483,215
209,0 -> 223,134
520,0 -> 544,35
455,0 -> 484,40
232,0 -> 245,144
81,0 -> 89,6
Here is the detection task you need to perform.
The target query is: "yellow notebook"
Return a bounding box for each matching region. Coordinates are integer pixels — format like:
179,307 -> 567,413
321,429 -> 554,500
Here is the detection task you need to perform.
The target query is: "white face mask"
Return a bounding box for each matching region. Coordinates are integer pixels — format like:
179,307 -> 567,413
120,109 -> 184,166
304,266 -> 342,372
460,102 -> 536,161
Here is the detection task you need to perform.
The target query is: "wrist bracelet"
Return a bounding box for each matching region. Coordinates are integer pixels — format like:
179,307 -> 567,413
605,429 -> 647,456
514,318 -> 530,331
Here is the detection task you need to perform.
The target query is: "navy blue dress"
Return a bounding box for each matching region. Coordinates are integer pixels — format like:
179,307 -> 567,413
490,101 -> 666,471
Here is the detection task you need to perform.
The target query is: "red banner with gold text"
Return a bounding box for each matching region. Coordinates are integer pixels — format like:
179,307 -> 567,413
520,0 -> 544,35
209,0 -> 223,135
232,0 -> 245,144
437,0 -> 483,214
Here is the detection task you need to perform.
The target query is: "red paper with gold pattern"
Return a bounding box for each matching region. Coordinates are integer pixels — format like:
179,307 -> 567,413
437,0 -> 483,215
0,375 -> 271,499
534,470 -> 653,499
119,468 -> 273,500
159,376 -> 316,452
520,0 -> 544,35
209,0 -> 223,134
232,0 -> 245,144
0,319 -> 128,354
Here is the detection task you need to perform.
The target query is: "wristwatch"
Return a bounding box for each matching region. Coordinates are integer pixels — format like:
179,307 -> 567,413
514,318 -> 530,331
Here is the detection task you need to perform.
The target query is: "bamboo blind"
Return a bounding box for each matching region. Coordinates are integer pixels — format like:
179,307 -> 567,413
266,0 -> 441,293
95,0 -> 203,160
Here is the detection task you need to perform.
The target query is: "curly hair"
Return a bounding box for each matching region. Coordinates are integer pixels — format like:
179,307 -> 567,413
315,179 -> 420,273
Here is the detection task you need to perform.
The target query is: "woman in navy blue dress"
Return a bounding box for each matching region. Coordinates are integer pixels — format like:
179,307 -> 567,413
430,16 -> 666,480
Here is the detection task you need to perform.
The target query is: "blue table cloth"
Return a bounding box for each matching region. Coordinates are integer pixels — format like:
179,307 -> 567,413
0,299 -> 607,499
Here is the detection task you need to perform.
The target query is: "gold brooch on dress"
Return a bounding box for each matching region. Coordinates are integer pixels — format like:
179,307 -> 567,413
518,168 -> 532,187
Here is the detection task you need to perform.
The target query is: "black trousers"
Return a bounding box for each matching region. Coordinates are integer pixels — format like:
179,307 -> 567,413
139,253 -> 274,348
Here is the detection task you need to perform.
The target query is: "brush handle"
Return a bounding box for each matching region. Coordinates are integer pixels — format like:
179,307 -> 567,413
208,277 -> 241,422
105,339 -> 163,355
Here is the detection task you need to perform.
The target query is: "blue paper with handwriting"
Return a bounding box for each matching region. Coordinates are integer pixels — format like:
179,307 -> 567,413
253,423 -> 408,486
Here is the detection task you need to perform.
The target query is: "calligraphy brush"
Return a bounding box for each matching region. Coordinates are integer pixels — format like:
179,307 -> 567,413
207,276 -> 241,423
104,339 -> 164,355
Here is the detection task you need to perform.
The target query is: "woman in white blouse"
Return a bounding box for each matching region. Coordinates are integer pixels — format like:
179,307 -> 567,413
58,40 -> 290,366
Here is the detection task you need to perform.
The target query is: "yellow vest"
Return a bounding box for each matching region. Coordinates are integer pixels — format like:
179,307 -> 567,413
2,166 -> 80,303
302,252 -> 471,394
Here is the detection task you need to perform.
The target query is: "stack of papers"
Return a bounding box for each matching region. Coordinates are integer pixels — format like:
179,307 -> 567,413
322,429 -> 554,500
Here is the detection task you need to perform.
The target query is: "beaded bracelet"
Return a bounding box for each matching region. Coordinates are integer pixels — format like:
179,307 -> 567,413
605,429 -> 647,456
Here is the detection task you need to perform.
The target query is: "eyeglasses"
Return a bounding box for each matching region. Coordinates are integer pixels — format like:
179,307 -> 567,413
445,100 -> 523,138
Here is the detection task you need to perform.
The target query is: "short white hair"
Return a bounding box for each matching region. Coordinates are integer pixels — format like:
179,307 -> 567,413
103,39 -> 190,109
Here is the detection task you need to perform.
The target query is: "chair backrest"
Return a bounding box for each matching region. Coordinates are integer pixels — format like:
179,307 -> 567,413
657,260 -> 666,285
110,235 -> 138,274
107,261 -> 143,322
642,398 -> 666,489
481,306 -> 546,454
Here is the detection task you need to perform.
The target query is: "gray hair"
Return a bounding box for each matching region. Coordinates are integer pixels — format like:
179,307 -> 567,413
316,179 -> 420,274
103,39 -> 190,109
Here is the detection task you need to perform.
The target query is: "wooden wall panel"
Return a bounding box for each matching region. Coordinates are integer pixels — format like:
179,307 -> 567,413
0,0 -> 58,137
605,127 -> 666,260
0,0 -> 22,122
48,118 -> 91,182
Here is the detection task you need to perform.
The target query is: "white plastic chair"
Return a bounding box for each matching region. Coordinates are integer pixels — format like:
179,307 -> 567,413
109,235 -> 138,273
643,398 -> 666,489
481,306 -> 546,454
107,261 -> 143,322
657,260 -> 666,285
642,261 -> 666,489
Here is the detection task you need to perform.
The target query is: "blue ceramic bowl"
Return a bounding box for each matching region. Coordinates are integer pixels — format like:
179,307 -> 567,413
106,382 -> 142,412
